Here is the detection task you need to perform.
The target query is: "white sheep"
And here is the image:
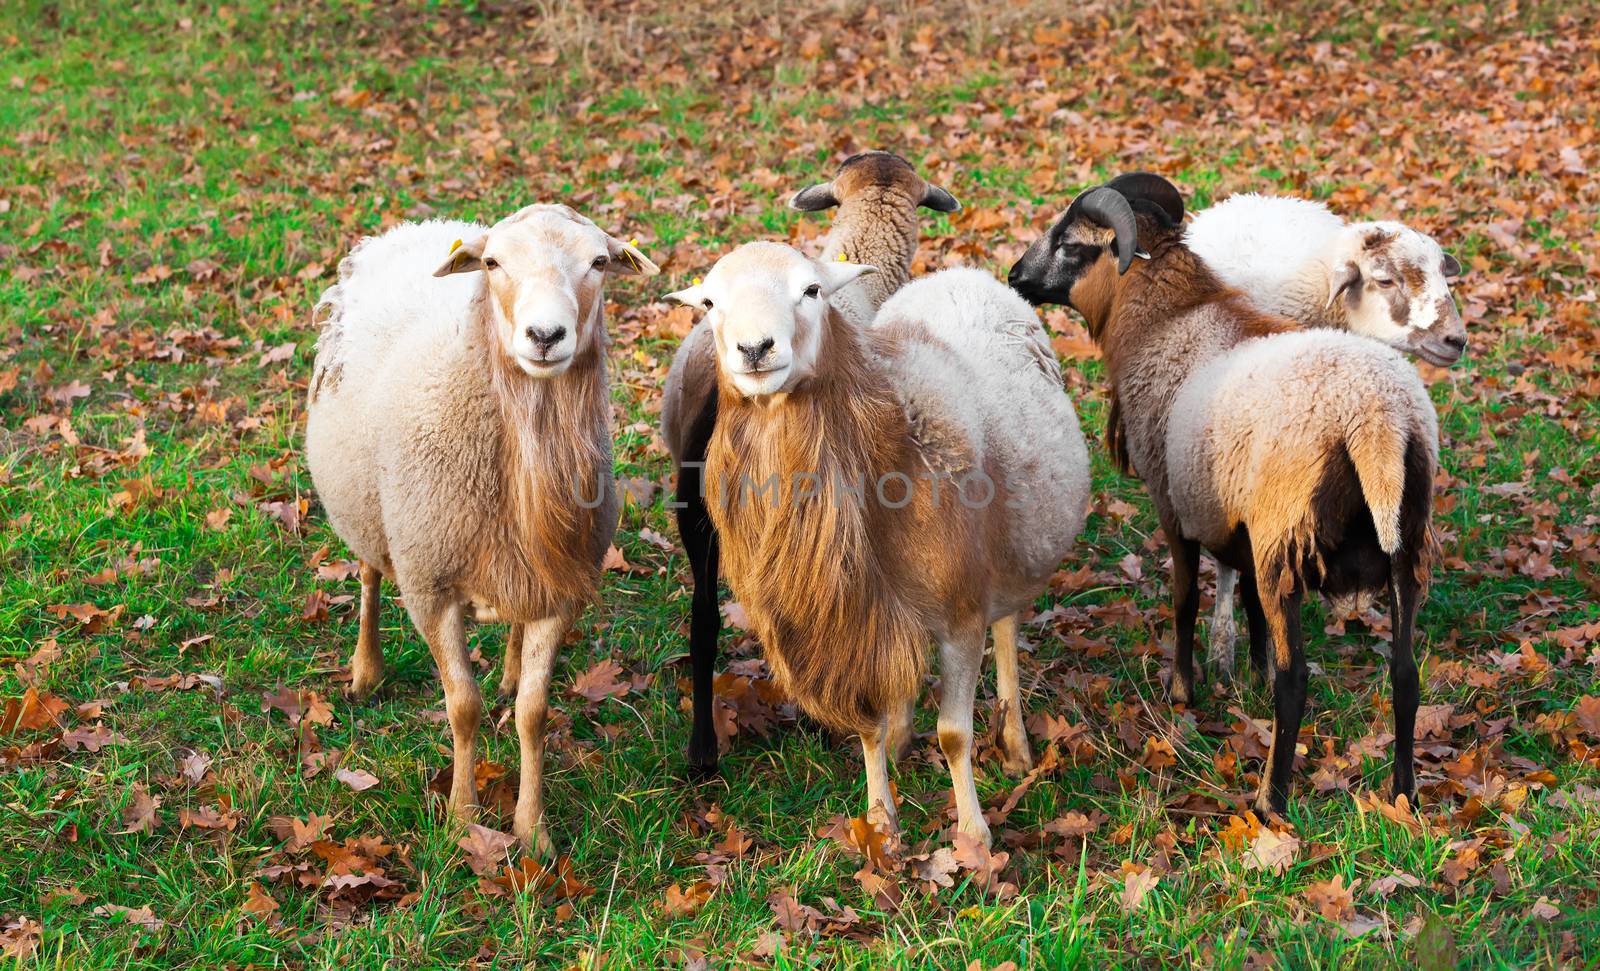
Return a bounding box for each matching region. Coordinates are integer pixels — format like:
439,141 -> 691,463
1009,173 -> 1438,815
305,205 -> 658,852
665,244 -> 1089,844
1185,193 -> 1465,684
1186,193 -> 1466,364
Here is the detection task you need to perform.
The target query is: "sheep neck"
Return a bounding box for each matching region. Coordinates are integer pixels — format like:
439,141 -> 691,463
703,308 -> 937,734
475,290 -> 612,617
820,189 -> 921,311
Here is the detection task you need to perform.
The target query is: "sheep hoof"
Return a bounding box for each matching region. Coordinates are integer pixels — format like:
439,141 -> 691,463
1163,668 -> 1194,707
515,823 -> 555,858
1000,749 -> 1034,777
956,818 -> 993,848
495,679 -> 517,701
347,678 -> 381,701
685,740 -> 720,779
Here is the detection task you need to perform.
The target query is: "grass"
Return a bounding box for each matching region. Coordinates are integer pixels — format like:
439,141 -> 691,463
3,0 -> 1599,967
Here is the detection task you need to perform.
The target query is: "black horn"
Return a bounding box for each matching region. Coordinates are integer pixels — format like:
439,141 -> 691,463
1104,172 -> 1185,227
1072,187 -> 1140,274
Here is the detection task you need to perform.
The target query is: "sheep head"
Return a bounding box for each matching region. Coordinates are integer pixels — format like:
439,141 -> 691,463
434,204 -> 658,377
789,150 -> 961,213
1323,223 -> 1467,366
664,242 -> 876,399
1008,172 -> 1184,324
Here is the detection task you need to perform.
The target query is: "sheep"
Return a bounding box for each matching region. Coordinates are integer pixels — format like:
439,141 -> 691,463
1008,173 -> 1438,815
664,243 -> 1090,843
1186,193 -> 1467,365
305,205 -> 659,852
1185,194 -> 1466,686
658,151 -> 960,776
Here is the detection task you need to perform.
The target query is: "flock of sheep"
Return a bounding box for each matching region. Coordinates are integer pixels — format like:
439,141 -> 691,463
303,152 -> 1467,855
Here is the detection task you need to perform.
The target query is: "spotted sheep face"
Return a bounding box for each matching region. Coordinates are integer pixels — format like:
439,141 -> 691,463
435,205 -> 658,377
664,242 -> 877,398
1329,224 -> 1466,366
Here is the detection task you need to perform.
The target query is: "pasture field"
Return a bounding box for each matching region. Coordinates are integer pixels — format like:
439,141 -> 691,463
2,1 -> 1598,967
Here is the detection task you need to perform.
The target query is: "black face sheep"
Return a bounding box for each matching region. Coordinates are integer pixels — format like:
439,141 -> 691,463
665,243 -> 1089,843
305,205 -> 658,852
1008,173 -> 1438,815
658,151 -> 960,776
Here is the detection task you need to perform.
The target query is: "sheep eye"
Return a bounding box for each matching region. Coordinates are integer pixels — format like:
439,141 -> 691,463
591,256 -> 609,270
803,283 -> 821,299
482,257 -> 499,270
701,298 -> 714,310
1373,277 -> 1396,288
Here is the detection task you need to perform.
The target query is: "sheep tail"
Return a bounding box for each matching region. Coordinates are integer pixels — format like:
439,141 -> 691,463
1346,418 -> 1408,554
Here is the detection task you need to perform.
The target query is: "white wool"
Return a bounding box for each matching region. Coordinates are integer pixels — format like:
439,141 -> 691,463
1184,193 -> 1345,303
873,268 -> 1090,590
311,219 -> 485,391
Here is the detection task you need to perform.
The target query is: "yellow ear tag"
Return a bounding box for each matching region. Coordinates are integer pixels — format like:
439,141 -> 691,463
630,238 -> 640,247
449,239 -> 463,254
835,252 -> 848,261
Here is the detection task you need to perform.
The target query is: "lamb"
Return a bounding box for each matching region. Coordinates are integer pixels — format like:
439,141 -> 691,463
1008,173 -> 1438,815
305,205 -> 658,852
658,151 -> 960,775
1185,194 -> 1466,685
664,244 -> 1089,843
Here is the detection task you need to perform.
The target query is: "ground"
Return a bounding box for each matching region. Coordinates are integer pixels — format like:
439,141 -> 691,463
2,1 -> 1599,967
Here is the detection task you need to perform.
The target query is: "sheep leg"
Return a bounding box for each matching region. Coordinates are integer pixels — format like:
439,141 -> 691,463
1238,570 -> 1272,683
498,625 -> 523,699
349,562 -> 384,699
513,615 -> 566,856
1253,582 -> 1306,816
1210,563 -> 1239,686
1388,560 -> 1421,805
938,628 -> 991,846
678,471 -> 722,777
886,697 -> 916,765
860,715 -> 898,834
991,614 -> 1033,776
411,597 -> 481,822
1166,534 -> 1202,706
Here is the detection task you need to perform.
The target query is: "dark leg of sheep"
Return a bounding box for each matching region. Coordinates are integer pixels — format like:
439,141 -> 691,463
1167,533 -> 1201,706
1388,559 -> 1421,804
1238,573 -> 1271,683
499,625 -> 523,700
678,462 -> 721,778
1254,581 -> 1306,816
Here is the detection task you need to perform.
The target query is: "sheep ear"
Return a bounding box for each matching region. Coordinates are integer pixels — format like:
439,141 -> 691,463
1441,252 -> 1462,279
790,181 -> 840,211
920,183 -> 962,212
663,283 -> 705,307
433,235 -> 486,277
1327,261 -> 1361,308
607,236 -> 660,277
817,260 -> 877,295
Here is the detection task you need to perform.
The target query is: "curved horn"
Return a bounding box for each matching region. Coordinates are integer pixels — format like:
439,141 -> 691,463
1104,172 -> 1185,227
1075,187 -> 1140,274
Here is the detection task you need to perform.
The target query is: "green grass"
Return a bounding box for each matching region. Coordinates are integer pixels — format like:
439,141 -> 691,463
3,0 -> 1599,967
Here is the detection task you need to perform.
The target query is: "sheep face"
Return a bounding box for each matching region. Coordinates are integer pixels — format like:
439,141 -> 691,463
1327,224 -> 1466,366
434,205 -> 658,377
1007,216 -> 1121,318
665,242 -> 876,398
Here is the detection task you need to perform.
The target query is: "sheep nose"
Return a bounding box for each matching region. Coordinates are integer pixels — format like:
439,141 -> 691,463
524,325 -> 567,352
737,337 -> 775,367
1442,333 -> 1467,353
